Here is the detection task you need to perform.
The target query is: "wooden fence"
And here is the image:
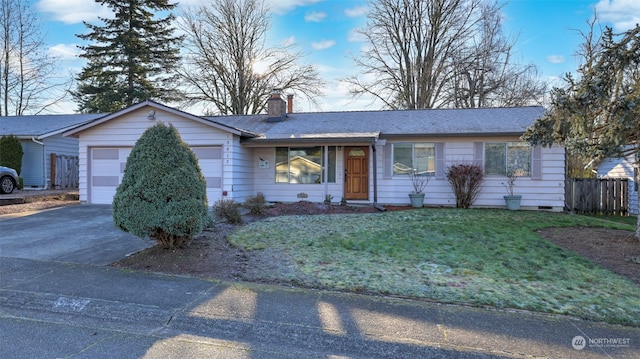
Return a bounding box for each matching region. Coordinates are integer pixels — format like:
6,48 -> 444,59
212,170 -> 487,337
50,154 -> 79,189
565,178 -> 629,215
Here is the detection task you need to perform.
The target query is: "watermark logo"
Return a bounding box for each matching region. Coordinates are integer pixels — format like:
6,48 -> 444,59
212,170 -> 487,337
572,336 -> 586,350
572,336 -> 631,350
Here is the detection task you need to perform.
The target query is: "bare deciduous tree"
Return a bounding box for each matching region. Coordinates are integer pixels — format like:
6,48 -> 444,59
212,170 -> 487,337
345,0 -> 545,110
345,0 -> 482,110
0,0 -> 70,115
448,1 -> 546,108
178,0 -> 324,115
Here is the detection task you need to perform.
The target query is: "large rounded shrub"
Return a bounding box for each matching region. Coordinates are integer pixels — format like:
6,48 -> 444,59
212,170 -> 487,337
0,135 -> 24,174
113,122 -> 211,249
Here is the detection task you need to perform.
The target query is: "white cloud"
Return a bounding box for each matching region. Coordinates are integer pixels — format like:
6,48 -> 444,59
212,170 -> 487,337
36,0 -> 113,24
305,11 -> 327,22
311,39 -> 336,50
345,6 -> 367,18
546,55 -> 566,64
49,43 -> 81,59
173,0 -> 208,6
347,28 -> 366,42
317,79 -> 383,112
282,36 -> 297,47
595,0 -> 640,31
265,0 -> 324,15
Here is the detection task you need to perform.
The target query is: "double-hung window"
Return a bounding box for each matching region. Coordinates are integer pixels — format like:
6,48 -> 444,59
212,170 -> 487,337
392,143 -> 436,175
276,146 -> 336,184
484,142 -> 531,176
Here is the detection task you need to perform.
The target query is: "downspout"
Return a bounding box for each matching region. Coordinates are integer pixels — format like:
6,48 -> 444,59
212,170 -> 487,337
31,137 -> 47,189
371,139 -> 386,212
324,145 -> 329,202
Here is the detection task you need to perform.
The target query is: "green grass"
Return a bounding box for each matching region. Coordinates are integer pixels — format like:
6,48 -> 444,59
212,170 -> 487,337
229,209 -> 640,326
590,214 -> 638,227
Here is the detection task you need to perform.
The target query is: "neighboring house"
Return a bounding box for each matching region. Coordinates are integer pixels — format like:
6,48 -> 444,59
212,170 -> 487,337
64,95 -> 566,210
0,114 -> 103,188
597,152 -> 639,215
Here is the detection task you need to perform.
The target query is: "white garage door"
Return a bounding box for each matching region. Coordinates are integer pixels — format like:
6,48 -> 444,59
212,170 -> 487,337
191,147 -> 223,205
90,147 -> 223,205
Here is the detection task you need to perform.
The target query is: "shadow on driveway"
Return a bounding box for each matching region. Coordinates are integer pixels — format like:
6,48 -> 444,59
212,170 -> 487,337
0,205 -> 153,265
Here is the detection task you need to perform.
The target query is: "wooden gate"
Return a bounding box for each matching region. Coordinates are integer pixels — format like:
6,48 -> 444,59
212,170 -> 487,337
51,154 -> 79,189
565,178 -> 629,215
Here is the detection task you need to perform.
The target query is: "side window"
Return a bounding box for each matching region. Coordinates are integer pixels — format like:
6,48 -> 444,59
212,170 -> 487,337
485,143 -> 506,176
392,142 -> 435,175
484,142 -> 531,176
507,142 -> 531,176
393,143 -> 413,174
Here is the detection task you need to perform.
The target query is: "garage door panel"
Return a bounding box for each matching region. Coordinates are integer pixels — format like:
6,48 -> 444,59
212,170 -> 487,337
90,148 -> 131,204
90,146 -> 222,205
92,176 -> 119,186
192,147 -> 222,159
193,147 -> 223,204
204,176 -> 222,188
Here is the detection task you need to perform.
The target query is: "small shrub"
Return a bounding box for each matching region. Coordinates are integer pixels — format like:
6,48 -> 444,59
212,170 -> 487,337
446,164 -> 484,209
214,199 -> 243,224
244,192 -> 266,215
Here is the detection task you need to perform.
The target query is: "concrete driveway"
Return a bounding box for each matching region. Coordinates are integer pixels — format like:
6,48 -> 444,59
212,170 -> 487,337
0,205 -> 153,265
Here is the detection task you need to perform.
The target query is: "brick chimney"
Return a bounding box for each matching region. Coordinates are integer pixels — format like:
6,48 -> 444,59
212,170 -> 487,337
267,89 -> 286,120
287,94 -> 293,114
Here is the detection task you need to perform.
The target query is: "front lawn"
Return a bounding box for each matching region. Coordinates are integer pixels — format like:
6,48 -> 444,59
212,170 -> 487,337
229,209 -> 640,326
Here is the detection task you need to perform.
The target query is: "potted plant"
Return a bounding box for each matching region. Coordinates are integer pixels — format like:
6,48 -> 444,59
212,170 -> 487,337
502,168 -> 522,210
408,169 -> 430,208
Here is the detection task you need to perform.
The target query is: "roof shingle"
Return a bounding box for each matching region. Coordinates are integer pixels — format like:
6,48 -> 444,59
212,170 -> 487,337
208,106 -> 545,141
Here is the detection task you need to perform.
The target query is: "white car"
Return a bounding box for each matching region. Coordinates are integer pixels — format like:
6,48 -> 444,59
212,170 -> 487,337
0,166 -> 18,194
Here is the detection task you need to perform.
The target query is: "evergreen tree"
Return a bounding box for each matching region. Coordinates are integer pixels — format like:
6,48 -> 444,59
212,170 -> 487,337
113,122 -> 211,249
0,135 -> 23,174
523,25 -> 640,239
73,0 -> 184,113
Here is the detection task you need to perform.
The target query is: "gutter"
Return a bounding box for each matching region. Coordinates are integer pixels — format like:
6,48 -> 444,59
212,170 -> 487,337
371,138 -> 386,212
381,132 -> 526,139
241,136 -> 378,146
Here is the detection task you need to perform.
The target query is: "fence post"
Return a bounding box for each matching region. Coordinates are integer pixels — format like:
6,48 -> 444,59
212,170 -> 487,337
50,153 -> 57,189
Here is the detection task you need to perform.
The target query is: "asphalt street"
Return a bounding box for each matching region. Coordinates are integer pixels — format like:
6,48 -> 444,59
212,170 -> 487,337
0,205 -> 638,358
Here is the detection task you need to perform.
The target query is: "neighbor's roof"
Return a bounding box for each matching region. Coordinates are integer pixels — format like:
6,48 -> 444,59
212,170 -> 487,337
0,113 -> 105,139
210,106 -> 545,143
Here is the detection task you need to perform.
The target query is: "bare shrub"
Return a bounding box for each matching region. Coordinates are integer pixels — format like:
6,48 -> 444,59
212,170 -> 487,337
446,164 -> 484,208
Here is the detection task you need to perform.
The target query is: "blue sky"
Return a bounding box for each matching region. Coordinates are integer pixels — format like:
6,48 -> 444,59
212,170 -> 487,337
32,0 -> 640,114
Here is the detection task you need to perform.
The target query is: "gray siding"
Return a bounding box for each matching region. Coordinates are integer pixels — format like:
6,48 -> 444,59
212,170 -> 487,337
19,140 -> 44,188
248,138 -> 565,210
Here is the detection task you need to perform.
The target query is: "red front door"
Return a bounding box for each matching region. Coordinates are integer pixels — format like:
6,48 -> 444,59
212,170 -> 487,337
344,146 -> 369,200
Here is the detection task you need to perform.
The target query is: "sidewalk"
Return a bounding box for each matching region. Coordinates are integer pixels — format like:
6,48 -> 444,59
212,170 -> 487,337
1,257 -> 638,358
